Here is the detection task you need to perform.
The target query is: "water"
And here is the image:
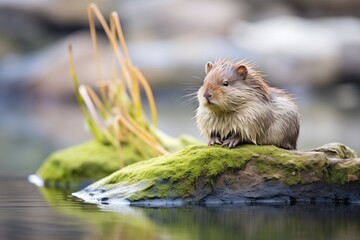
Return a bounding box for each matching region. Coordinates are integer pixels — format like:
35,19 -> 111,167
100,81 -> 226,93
1,177 -> 360,240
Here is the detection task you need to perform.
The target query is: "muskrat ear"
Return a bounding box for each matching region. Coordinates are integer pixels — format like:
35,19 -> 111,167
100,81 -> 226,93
236,65 -> 248,78
205,61 -> 213,74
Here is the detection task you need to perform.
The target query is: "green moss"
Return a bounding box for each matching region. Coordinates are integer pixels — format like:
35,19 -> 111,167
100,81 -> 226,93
37,140 -> 138,187
83,143 -> 359,202
36,134 -> 200,188
97,145 -> 288,201
254,151 -> 328,185
327,160 -> 360,184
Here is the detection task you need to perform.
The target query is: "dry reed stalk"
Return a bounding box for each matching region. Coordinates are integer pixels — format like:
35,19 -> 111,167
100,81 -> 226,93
68,4 -> 169,167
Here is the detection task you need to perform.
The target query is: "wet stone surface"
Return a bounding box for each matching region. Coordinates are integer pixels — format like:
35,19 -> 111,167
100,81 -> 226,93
73,143 -> 360,206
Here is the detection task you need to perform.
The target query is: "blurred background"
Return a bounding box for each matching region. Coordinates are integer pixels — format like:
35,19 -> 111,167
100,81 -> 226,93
1,0 -> 360,177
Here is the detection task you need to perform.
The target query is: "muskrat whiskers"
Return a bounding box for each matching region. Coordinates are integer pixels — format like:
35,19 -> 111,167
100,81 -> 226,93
179,92 -> 198,105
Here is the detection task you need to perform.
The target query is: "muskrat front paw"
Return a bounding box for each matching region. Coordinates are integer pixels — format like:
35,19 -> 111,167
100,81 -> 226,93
208,132 -> 222,146
208,137 -> 222,146
222,136 -> 241,149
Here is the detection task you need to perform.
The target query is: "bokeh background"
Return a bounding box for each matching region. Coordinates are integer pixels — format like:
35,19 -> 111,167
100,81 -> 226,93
1,0 -> 360,177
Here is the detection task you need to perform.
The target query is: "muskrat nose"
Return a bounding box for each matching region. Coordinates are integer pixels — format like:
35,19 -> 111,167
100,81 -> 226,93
203,91 -> 213,103
203,91 -> 212,99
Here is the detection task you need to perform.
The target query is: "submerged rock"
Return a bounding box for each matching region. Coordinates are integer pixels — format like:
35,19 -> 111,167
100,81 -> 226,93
73,143 -> 360,206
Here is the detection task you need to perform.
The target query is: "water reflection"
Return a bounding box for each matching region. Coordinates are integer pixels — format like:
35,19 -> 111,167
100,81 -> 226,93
1,177 -> 360,240
2,178 -> 359,240
0,178 -> 89,240
39,187 -> 158,240
131,205 -> 360,240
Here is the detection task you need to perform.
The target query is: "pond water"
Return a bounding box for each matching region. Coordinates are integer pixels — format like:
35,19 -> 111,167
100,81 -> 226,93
1,177 -> 360,240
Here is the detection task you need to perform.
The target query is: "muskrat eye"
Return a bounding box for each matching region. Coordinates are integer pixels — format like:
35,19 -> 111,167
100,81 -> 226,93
223,81 -> 229,86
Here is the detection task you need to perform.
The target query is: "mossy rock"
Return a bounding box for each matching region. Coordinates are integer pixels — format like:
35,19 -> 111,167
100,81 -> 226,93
37,141 -> 121,189
36,134 -> 200,189
73,143 -> 360,206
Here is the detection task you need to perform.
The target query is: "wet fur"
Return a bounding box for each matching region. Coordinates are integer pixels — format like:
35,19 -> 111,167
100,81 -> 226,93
196,59 -> 300,150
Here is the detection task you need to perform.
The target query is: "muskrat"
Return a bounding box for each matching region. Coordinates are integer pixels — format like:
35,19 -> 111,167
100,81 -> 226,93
195,59 -> 300,150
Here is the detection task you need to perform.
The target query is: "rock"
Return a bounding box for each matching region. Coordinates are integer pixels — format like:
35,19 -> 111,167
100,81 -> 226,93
36,140 -> 123,189
311,142 -> 357,159
73,143 -> 360,206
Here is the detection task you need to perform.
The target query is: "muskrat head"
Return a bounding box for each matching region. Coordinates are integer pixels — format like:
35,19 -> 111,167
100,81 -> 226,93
198,59 -> 270,112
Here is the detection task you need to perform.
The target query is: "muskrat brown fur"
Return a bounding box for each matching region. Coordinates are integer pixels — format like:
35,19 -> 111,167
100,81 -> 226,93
195,59 -> 300,150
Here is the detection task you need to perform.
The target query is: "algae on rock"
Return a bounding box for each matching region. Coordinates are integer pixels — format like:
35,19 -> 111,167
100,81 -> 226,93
73,143 -> 360,205
37,141 -> 120,188
37,135 -> 199,188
